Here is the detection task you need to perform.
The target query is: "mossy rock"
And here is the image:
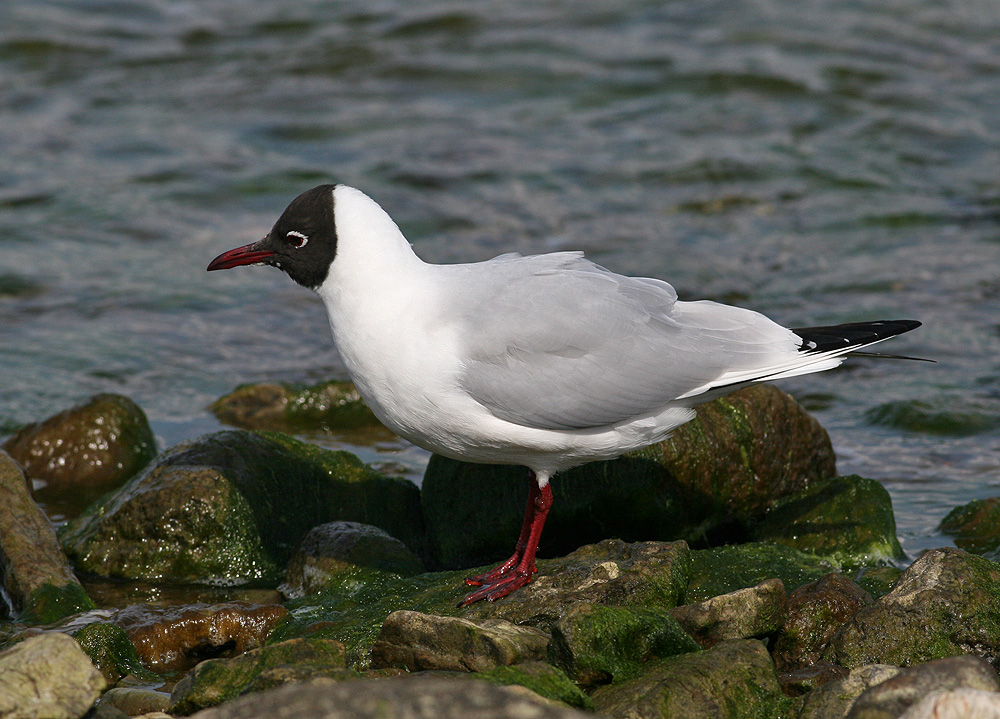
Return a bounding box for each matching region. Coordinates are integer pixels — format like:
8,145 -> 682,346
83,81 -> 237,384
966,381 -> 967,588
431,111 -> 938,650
19,582 -> 96,626
210,381 -> 380,433
73,622 -> 158,684
753,475 -> 904,568
940,497 -> 1000,559
827,547 -> 1000,668
169,637 -> 352,714
423,384 -> 835,569
271,539 -> 692,669
549,603 -> 699,686
686,543 -> 835,603
59,430 -> 423,585
478,662 -> 594,711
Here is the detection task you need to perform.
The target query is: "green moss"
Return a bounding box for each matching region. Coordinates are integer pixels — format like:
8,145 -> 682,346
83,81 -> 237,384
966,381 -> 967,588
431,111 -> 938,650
549,603 -> 699,684
73,622 -> 158,683
18,582 -> 96,625
753,476 -> 904,568
687,543 -> 834,603
478,662 -> 594,710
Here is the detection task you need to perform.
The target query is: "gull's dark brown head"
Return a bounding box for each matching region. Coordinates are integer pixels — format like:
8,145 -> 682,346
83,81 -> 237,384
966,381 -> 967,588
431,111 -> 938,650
207,184 -> 339,290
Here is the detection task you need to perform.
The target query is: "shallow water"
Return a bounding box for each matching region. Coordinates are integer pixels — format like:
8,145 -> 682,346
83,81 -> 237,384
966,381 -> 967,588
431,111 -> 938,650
1,0 -> 999,561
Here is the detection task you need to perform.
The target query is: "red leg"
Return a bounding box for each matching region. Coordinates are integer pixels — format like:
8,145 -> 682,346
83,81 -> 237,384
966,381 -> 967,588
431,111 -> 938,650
465,478 -> 540,586
460,475 -> 553,606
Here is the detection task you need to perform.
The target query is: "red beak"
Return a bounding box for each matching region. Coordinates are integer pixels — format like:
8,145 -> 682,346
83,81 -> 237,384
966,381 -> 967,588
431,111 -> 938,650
207,240 -> 275,271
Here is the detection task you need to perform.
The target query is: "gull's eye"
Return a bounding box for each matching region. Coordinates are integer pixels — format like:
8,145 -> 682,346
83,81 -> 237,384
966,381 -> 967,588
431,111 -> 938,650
286,231 -> 309,248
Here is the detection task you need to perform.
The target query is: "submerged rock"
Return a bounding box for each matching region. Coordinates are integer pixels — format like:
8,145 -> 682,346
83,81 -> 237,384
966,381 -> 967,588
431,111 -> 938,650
939,497 -> 1000,560
186,675 -> 594,719
753,475 -> 904,567
281,521 -> 424,599
827,547 -> 1000,668
0,633 -> 105,719
210,381 -> 381,433
422,384 -> 835,569
0,450 -> 95,624
669,577 -> 786,648
59,430 -> 423,585
370,610 -> 549,672
590,638 -> 788,719
3,393 -> 156,499
115,601 -> 288,673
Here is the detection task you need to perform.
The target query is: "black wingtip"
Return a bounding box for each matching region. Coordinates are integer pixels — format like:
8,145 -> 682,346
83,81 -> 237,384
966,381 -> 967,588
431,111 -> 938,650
792,319 -> 921,354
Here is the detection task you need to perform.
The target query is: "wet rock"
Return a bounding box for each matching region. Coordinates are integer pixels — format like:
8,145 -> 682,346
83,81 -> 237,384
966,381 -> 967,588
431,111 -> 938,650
0,450 -> 95,624
686,542 -> 834,602
170,637 -> 349,715
210,380 -> 380,432
115,601 -> 288,673
898,689 -> 1000,719
799,664 -> 902,719
0,632 -> 106,719
73,622 -> 158,684
478,661 -> 593,710
591,638 -> 787,719
669,577 -> 786,648
549,602 -> 699,687
271,539 -> 691,669
773,573 -> 872,671
3,394 -> 156,499
827,547 -> 1000,667
460,539 -> 692,628
939,497 -> 1000,559
753,475 -> 904,567
370,610 -> 548,672
99,688 -> 171,716
423,384 -> 835,569
847,655 -> 1000,719
281,521 -> 424,599
60,430 -> 424,585
778,662 -> 849,697
187,675 -> 593,719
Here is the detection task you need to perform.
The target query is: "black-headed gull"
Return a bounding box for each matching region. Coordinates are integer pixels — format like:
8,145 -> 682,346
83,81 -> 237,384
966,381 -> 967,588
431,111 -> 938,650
208,184 -> 920,605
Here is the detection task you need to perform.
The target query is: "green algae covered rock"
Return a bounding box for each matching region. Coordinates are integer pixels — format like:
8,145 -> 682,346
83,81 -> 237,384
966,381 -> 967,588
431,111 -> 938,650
271,539 -> 691,669
3,393 -> 157,500
940,497 -> 1000,559
686,542 -> 835,603
59,430 -> 423,585
827,547 -> 1000,668
753,475 -> 904,568
548,603 -> 699,687
590,639 -> 791,719
210,381 -> 381,433
73,622 -> 158,685
479,662 -> 594,711
170,637 -> 351,714
423,384 -> 835,569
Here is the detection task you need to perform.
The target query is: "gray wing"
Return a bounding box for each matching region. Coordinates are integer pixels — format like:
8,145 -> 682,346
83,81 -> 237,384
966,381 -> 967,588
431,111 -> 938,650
446,252 -> 800,431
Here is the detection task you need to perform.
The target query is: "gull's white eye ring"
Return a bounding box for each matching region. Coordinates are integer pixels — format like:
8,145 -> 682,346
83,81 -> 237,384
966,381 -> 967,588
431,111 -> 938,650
286,231 -> 309,248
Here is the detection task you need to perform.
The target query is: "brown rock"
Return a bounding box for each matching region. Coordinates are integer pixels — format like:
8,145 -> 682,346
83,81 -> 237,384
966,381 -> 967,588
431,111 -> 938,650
115,601 -> 288,672
669,577 -> 786,648
3,393 -> 156,495
370,610 -> 549,672
0,633 -> 106,719
0,450 -> 90,617
773,572 -> 872,671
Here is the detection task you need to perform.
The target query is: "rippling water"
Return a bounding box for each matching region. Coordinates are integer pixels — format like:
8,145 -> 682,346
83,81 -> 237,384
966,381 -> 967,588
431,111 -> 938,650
2,0 -> 999,557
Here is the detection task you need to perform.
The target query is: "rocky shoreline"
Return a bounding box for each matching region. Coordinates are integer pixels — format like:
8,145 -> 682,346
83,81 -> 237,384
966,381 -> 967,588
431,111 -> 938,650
0,383 -> 997,718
